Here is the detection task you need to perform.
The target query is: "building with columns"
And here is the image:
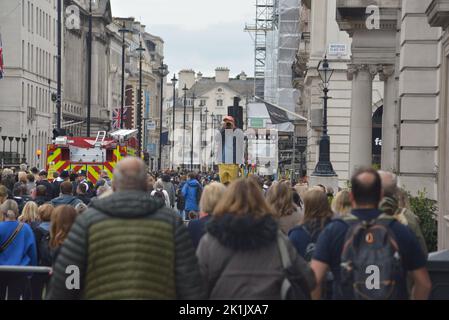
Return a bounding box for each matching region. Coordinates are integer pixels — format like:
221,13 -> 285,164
333,0 -> 448,249
295,0 -> 449,249
295,0 -> 384,188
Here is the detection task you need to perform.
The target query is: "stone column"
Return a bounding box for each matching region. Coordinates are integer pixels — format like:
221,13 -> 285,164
348,64 -> 377,176
379,65 -> 396,172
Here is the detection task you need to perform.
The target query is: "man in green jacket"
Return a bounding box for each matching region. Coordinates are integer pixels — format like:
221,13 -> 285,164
47,157 -> 204,300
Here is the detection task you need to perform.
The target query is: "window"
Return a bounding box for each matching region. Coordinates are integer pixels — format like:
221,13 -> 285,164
200,99 -> 206,107
217,99 -> 223,107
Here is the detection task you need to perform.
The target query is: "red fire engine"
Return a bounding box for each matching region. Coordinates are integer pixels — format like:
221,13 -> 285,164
46,130 -> 138,184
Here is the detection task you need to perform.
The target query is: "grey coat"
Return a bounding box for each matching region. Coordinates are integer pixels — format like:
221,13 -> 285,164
196,214 -> 316,300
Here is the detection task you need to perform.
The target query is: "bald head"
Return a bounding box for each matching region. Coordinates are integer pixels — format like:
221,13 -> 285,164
351,168 -> 382,208
378,170 -> 398,198
113,157 -> 148,192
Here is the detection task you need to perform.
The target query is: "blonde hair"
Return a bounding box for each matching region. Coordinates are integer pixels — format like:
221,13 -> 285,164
200,182 -> 227,214
18,172 -> 28,183
303,189 -> 333,228
0,185 -> 8,204
266,181 -> 296,218
19,201 -> 40,223
332,190 -> 352,217
214,178 -> 274,218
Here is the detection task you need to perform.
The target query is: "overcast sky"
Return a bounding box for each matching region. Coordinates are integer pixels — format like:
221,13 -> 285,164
110,0 -> 255,78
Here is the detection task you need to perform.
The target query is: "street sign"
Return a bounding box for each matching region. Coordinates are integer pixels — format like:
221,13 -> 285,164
249,118 -> 264,128
328,43 -> 347,57
146,120 -> 156,131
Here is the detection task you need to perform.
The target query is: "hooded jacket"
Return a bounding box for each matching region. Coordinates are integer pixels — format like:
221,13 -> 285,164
50,194 -> 82,207
196,213 -> 315,300
46,191 -> 204,300
181,179 -> 202,212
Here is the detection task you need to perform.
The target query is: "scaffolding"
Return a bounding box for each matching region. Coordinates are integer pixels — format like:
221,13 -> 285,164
245,0 -> 278,99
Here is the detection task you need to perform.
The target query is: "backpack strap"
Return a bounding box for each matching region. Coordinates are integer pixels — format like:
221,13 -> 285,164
0,223 -> 24,253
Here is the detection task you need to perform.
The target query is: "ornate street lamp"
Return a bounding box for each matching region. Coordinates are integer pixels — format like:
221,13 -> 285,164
136,42 -> 146,157
182,84 -> 188,170
190,91 -> 196,171
154,63 -> 169,170
171,74 -> 178,170
118,22 -> 131,129
312,56 -> 337,177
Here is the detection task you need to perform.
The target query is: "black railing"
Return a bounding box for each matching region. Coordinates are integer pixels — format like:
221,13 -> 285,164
0,266 -> 52,300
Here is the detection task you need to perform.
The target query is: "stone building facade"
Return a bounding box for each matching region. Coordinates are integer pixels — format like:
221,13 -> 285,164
0,0 -> 58,169
332,0 -> 448,249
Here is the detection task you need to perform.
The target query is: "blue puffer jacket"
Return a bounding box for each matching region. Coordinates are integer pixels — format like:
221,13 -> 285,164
181,179 -> 202,212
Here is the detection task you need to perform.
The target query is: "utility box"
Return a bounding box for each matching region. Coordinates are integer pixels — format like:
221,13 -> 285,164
427,250 -> 449,300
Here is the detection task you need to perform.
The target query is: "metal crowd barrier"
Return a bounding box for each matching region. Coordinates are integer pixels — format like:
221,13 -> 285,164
0,266 -> 52,300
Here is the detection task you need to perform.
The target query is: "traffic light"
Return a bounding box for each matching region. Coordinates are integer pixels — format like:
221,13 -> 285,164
52,128 -> 67,140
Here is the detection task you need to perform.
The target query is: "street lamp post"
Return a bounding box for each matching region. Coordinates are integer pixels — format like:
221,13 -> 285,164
199,105 -> 203,170
210,114 -> 215,171
86,0 -> 94,137
182,84 -> 188,170
56,0 -> 62,131
171,74 -> 178,170
136,42 -> 146,157
312,56 -> 337,177
190,92 -> 196,171
155,63 -> 169,171
204,108 -> 209,172
118,22 -> 130,129
22,136 -> 27,164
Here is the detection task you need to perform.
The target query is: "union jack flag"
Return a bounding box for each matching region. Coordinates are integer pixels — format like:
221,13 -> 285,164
112,107 -> 128,129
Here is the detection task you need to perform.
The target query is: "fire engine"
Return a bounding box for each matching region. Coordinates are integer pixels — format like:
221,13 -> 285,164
46,130 -> 138,184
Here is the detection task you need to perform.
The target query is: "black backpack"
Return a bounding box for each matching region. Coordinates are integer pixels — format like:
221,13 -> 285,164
153,188 -> 166,202
340,214 -> 403,300
195,184 -> 203,204
301,224 -> 322,262
36,227 -> 52,267
176,187 -> 185,210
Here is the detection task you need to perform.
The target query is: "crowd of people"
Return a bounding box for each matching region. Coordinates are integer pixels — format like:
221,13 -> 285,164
0,159 -> 432,300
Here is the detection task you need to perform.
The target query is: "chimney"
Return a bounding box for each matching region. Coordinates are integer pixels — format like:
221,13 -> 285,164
215,67 -> 230,83
238,71 -> 247,81
178,69 -> 196,90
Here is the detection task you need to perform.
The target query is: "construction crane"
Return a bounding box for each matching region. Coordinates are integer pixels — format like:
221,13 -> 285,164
245,0 -> 278,99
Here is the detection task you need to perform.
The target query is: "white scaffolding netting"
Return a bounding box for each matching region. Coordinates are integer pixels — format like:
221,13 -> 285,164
264,0 -> 301,118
